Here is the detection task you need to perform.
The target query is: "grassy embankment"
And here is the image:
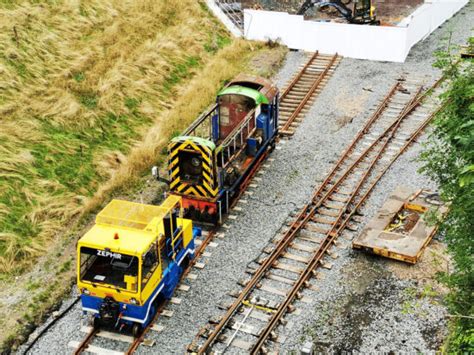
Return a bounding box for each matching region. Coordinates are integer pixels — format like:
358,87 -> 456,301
0,0 -> 287,350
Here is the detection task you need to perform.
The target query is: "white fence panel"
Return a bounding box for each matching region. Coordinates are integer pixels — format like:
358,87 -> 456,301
243,0 -> 468,63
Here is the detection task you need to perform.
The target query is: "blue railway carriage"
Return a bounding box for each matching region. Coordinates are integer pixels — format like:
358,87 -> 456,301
77,195 -> 200,337
164,74 -> 279,224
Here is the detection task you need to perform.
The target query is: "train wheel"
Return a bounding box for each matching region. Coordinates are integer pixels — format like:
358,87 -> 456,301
181,255 -> 190,271
132,323 -> 142,338
270,141 -> 276,152
93,317 -> 101,330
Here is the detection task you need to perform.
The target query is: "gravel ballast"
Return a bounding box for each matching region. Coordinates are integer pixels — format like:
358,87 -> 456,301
20,4 -> 473,354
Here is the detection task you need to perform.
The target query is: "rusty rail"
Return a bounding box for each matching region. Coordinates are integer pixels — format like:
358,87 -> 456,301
278,52 -> 340,135
194,78 -> 442,354
280,51 -> 319,101
280,53 -> 338,134
73,328 -> 98,355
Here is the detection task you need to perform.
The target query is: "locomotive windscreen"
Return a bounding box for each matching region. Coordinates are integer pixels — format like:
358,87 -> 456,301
79,247 -> 139,292
178,150 -> 203,184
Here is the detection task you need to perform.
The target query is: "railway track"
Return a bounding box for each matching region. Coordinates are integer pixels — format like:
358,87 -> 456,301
187,77 -> 443,354
278,52 -> 341,136
68,54 -> 342,353
29,53 -> 337,355
67,150 -> 274,355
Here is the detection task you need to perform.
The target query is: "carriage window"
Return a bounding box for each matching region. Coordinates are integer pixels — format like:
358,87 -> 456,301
141,243 -> 159,289
80,247 -> 139,292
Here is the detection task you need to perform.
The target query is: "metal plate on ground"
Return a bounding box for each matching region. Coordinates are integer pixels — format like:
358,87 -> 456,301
352,186 -> 446,264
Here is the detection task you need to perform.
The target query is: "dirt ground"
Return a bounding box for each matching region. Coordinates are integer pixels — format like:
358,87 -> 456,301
241,0 -> 424,24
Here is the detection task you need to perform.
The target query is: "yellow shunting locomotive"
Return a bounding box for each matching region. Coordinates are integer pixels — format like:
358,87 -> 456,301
77,195 -> 200,336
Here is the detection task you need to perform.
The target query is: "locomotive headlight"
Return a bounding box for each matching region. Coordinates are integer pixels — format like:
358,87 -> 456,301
130,298 -> 138,305
191,157 -> 200,167
81,288 -> 90,295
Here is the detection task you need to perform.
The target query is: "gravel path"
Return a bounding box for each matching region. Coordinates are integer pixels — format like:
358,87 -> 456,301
19,3 -> 473,354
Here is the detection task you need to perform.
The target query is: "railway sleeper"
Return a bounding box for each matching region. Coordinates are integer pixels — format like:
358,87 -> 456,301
299,234 -> 323,244
273,261 -> 303,274
326,250 -> 339,259
320,261 -> 333,269
228,289 -> 242,298
312,216 -> 336,225
351,215 -> 365,223
187,342 -> 200,353
238,278 -> 250,287
218,301 -> 234,310
215,335 -> 252,351
323,201 -> 344,210
283,251 -> 309,263
266,272 -> 297,286
249,296 -> 280,310
263,245 -> 275,254
258,283 -> 288,297
319,208 -> 340,218
199,323 -> 215,338
291,241 -> 317,253
303,223 -> 329,233
329,194 -> 350,203
345,223 -> 358,231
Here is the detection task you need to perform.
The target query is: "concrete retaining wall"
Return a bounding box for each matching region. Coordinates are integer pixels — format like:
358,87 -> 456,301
243,0 -> 468,62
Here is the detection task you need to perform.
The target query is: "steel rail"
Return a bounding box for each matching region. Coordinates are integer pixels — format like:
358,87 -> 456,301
250,85 -> 426,353
125,137 -> 278,354
196,82 -> 408,353
280,53 -> 338,134
73,327 -> 98,355
196,81 -> 432,354
279,51 -> 319,101
197,78 -> 442,355
125,228 -> 217,354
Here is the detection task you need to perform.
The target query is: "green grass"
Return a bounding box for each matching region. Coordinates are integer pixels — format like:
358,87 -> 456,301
0,0 -> 237,273
0,110 -> 153,262
204,33 -> 232,53
161,55 -> 202,94
73,72 -> 85,83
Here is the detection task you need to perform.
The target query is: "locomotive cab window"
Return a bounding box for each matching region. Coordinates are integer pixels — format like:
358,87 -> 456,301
141,242 -> 160,289
80,247 -> 139,292
218,94 -> 255,127
178,150 -> 203,184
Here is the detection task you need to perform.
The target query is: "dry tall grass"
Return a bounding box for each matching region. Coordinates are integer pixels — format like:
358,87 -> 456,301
84,39 -> 265,213
0,0 -> 256,273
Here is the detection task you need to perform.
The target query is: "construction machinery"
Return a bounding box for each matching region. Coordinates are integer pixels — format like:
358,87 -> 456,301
297,0 -> 380,25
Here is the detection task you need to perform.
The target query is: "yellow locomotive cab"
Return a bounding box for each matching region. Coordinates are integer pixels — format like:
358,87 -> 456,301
77,195 -> 193,306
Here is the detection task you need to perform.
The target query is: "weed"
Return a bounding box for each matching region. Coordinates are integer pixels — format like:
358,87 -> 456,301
73,72 -> 85,83
125,97 -> 140,111
79,92 -> 98,109
58,260 -> 71,274
420,284 -> 438,298
288,169 -> 299,181
26,281 -> 40,291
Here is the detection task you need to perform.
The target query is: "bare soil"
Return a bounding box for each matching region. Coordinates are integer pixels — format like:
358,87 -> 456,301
241,0 -> 424,24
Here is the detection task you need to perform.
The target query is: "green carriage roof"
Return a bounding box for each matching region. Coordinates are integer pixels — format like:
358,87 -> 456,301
170,136 -> 216,150
218,85 -> 269,105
